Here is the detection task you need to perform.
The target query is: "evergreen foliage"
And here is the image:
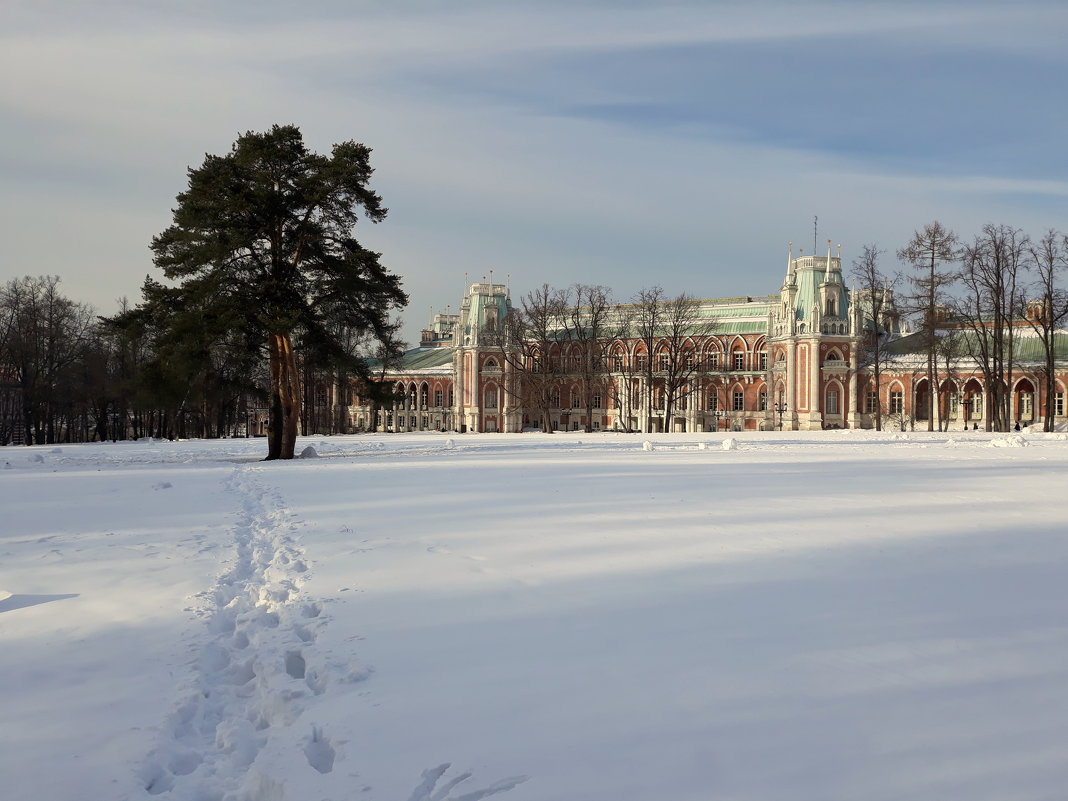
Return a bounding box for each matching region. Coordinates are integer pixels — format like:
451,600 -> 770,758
124,125 -> 407,459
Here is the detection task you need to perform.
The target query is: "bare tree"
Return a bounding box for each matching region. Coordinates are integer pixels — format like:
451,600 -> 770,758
496,285 -> 568,433
955,224 -> 1029,431
562,285 -> 615,433
632,287 -> 666,432
850,244 -> 897,431
628,288 -> 718,432
934,325 -> 964,431
0,276 -> 95,444
1026,230 -> 1068,431
659,293 -> 716,432
604,305 -> 639,432
898,222 -> 959,430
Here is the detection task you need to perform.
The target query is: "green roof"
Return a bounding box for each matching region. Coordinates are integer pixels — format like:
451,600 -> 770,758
398,347 -> 454,370
366,347 -> 454,372
884,329 -> 1068,362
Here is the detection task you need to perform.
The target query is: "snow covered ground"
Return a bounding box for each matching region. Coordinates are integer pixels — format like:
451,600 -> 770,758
2,430 -> 1067,801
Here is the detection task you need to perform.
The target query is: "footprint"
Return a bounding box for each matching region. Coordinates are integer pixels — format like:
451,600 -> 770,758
301,602 -> 322,619
304,726 -> 336,774
285,651 -> 306,680
142,763 -> 175,795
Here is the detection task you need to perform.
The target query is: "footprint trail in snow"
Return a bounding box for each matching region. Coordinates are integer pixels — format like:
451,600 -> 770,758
138,465 -> 363,799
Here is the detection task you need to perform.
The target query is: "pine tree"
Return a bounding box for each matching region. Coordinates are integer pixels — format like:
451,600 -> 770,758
129,125 -> 407,459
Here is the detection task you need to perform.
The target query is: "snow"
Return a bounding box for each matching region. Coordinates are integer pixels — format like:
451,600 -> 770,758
2,431 -> 1068,801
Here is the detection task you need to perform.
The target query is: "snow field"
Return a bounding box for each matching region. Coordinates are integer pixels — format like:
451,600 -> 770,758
2,430 -> 1067,801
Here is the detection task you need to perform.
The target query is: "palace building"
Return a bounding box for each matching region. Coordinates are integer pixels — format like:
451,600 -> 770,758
343,244 -> 1068,434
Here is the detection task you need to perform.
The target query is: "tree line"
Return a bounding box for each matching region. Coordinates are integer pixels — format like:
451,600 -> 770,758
854,222 -> 1068,433
3,123 -> 1067,448
2,125 -> 407,455
494,283 -> 720,434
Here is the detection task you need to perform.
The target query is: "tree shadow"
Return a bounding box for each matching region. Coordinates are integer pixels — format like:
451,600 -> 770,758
0,593 -> 79,614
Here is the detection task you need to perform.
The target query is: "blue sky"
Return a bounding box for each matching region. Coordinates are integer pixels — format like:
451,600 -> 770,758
3,1 -> 1068,344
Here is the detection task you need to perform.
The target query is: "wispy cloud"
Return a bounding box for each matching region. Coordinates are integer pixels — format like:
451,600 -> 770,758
2,1 -> 1067,338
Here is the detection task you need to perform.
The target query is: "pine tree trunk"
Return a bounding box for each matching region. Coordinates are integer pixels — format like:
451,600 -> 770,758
266,334 -> 284,460
279,333 -> 300,459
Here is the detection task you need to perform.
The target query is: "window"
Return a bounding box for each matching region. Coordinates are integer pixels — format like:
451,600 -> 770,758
866,389 -> 878,414
593,421 -> 601,430
315,386 -> 328,407
448,389 -> 454,407
759,391 -> 768,411
434,389 -> 443,408
708,393 -> 719,411
485,358 -> 498,369
636,354 -> 647,370
733,352 -> 745,371
1056,391 -> 1065,417
685,351 -> 695,369
759,352 -> 768,370
592,393 -> 602,409
707,352 -> 719,370
613,353 -> 624,371
655,390 -> 665,410
889,390 -> 904,414
733,391 -> 744,411
420,388 -> 429,407
971,392 -> 983,416
826,389 -> 839,415
658,353 -> 670,371
422,415 -> 429,428
485,389 -> 497,408
550,391 -> 561,408
409,415 -> 417,428
571,391 -> 581,409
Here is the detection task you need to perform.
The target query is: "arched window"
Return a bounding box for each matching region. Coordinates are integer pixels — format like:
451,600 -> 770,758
889,384 -> 904,414
826,387 -> 840,415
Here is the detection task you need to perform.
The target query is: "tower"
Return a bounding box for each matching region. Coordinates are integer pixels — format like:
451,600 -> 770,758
768,240 -> 859,429
454,280 -> 513,432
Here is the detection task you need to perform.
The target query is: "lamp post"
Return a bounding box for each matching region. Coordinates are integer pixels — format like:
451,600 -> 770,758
774,401 -> 788,431
713,408 -> 727,432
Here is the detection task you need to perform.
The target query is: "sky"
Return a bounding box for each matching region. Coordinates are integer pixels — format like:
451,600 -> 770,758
3,0 -> 1068,345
